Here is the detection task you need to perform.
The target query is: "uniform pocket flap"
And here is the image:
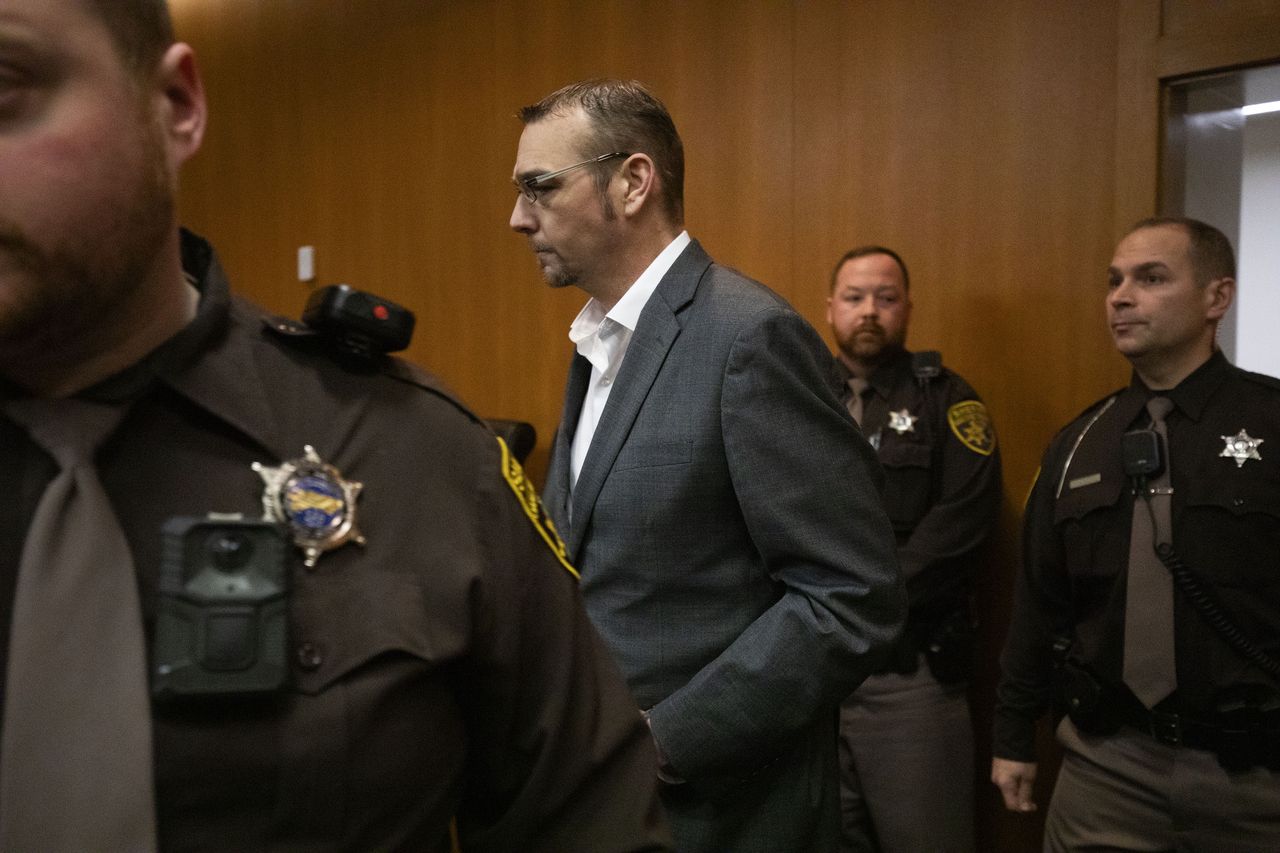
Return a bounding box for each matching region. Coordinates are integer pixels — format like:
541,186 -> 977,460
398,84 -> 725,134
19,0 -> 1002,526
1054,474 -> 1124,524
291,572 -> 442,695
1183,477 -> 1280,518
879,441 -> 931,470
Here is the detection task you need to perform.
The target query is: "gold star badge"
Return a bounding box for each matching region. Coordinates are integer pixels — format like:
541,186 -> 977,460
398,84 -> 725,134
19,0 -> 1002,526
1219,430 -> 1263,469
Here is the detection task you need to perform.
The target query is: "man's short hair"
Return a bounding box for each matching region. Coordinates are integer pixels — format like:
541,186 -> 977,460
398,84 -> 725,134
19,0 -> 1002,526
830,245 -> 911,293
519,79 -> 685,224
1128,216 -> 1236,285
88,0 -> 175,76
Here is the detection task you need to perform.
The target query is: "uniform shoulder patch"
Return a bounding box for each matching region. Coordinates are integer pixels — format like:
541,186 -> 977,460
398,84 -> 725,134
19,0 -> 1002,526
496,436 -> 579,580
947,400 -> 996,456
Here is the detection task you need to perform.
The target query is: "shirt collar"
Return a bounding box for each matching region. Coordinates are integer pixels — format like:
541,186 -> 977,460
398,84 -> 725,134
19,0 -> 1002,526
568,230 -> 690,344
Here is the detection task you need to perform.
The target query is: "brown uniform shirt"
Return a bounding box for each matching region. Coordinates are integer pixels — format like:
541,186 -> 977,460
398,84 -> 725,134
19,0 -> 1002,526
994,351 -> 1280,762
834,350 -> 1001,668
0,231 -> 671,852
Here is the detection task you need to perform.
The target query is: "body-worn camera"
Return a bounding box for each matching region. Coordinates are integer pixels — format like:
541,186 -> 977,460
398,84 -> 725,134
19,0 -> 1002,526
1121,428 -> 1164,480
302,284 -> 415,359
152,515 -> 290,699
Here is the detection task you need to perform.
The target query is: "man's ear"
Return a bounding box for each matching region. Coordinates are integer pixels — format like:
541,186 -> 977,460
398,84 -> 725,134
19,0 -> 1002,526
1205,276 -> 1235,321
152,42 -> 207,168
618,153 -> 657,217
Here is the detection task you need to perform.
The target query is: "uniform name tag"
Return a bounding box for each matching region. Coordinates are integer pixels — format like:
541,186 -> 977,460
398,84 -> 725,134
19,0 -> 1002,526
1068,473 -> 1102,490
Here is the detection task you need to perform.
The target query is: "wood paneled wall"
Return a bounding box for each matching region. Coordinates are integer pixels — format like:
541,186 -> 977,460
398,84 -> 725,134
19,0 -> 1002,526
170,1 -> 1134,848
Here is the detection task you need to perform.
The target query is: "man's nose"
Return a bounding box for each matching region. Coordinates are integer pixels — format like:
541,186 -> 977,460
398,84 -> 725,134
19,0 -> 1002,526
510,196 -> 535,234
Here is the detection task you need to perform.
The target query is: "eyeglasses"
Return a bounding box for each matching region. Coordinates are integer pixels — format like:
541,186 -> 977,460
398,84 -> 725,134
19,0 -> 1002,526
513,152 -> 629,204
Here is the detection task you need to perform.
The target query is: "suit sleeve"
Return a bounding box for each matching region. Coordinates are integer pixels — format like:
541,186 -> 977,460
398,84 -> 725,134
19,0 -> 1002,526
646,308 -> 906,779
897,376 -> 1002,606
454,442 -> 672,852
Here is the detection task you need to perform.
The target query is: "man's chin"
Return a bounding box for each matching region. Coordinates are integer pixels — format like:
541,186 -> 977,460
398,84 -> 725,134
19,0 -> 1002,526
1111,336 -> 1143,359
542,267 -> 578,289
851,340 -> 886,361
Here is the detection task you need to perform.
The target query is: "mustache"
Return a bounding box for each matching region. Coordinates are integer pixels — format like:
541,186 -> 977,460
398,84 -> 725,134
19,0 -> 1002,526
0,222 -> 27,247
0,223 -> 39,267
855,321 -> 884,334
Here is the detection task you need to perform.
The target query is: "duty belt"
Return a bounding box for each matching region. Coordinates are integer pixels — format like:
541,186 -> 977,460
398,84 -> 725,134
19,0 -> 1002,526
1113,700 -> 1280,772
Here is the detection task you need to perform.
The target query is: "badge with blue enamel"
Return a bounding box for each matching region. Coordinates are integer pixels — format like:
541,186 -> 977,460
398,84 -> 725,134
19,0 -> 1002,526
253,446 -> 365,568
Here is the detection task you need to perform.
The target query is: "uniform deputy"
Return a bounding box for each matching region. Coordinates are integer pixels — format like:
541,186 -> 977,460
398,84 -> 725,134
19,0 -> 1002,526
0,1 -> 671,850
827,246 -> 1002,853
992,218 -> 1280,850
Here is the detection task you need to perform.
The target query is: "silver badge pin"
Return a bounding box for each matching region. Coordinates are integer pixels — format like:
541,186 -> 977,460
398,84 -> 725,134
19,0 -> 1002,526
887,409 -> 918,435
1219,430 -> 1263,469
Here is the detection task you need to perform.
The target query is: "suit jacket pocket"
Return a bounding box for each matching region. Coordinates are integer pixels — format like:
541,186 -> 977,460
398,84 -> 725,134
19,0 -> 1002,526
612,437 -> 693,471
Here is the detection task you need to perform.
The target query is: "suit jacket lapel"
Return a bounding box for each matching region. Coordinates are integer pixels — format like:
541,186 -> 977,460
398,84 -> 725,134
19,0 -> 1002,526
543,352 -> 591,546
566,240 -> 711,557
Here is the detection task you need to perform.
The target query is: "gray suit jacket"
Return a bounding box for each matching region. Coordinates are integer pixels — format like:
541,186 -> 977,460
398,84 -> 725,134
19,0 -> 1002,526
544,240 -> 904,853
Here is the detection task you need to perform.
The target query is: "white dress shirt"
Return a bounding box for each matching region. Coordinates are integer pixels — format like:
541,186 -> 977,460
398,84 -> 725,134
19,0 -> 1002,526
568,231 -> 691,490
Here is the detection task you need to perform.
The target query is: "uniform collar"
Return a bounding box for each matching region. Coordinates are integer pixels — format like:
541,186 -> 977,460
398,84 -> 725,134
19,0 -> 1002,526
1128,349 -> 1231,424
68,229 -> 281,459
157,231 -> 281,457
0,230 -> 230,407
868,348 -> 913,399
833,347 -> 912,400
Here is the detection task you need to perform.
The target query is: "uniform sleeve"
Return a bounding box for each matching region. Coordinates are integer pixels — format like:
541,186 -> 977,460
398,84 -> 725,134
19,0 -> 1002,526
454,442 -> 672,853
992,440 -> 1074,762
895,376 -> 1002,606
646,308 -> 906,779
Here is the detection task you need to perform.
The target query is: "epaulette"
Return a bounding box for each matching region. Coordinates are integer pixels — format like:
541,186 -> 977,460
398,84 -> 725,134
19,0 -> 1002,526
261,314 -> 328,352
1240,368 -> 1280,393
911,350 -> 943,383
378,356 -> 486,428
260,313 -> 484,428
260,312 -> 387,375
1053,389 -> 1122,441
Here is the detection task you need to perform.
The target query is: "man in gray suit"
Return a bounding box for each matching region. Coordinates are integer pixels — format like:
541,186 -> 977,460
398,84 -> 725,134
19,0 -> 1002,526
509,79 -> 905,853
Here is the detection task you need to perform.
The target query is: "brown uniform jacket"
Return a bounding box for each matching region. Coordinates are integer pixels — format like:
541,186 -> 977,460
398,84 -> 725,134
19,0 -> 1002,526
994,352 -> 1280,761
834,350 -> 1001,675
0,231 -> 671,852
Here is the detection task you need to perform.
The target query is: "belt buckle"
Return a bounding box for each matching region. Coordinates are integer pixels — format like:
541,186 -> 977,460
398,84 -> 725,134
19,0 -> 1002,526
1149,710 -> 1182,746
